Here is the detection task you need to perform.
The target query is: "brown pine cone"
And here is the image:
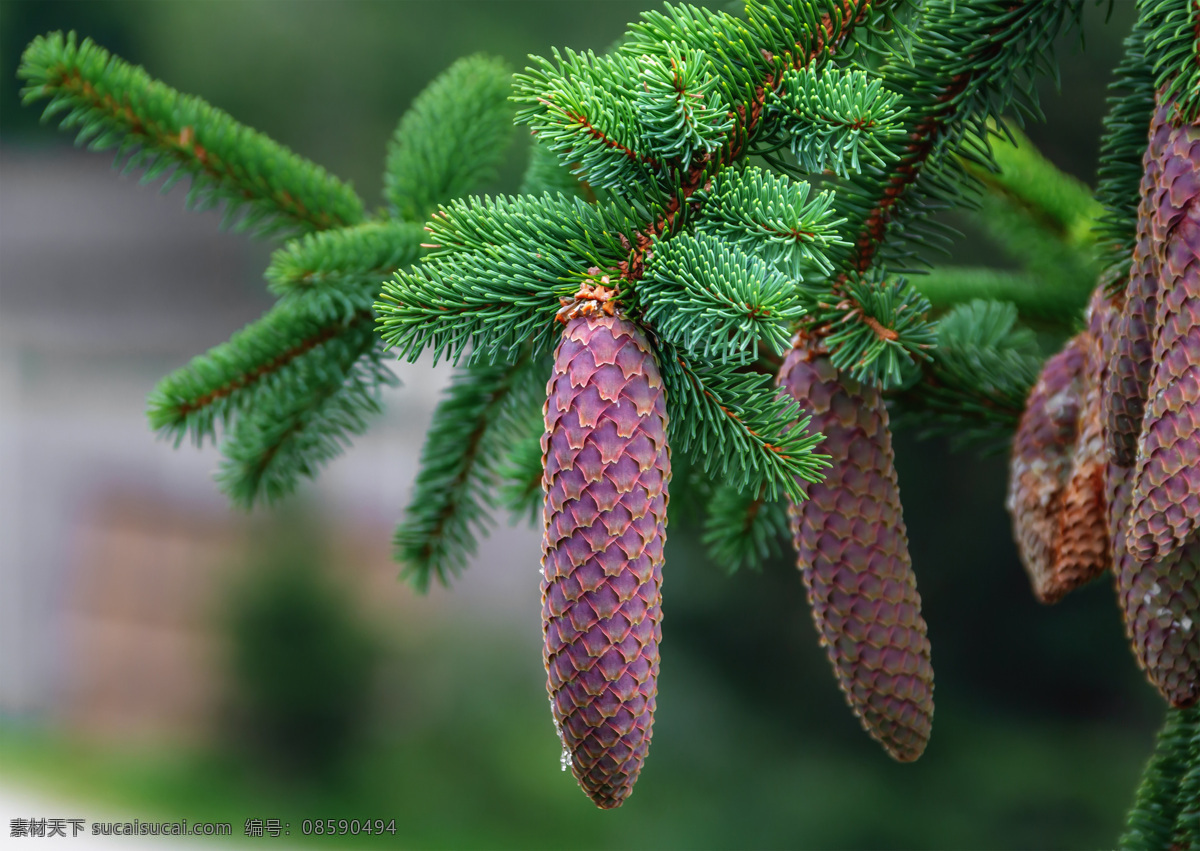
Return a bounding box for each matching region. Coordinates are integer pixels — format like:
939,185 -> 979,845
1008,287 -> 1116,603
541,309 -> 670,808
778,336 -> 934,762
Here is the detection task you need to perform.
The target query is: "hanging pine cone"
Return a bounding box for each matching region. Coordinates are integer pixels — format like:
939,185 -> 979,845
1110,455 -> 1200,708
1007,288 -> 1113,603
778,335 -> 934,762
541,289 -> 670,809
1127,107 -> 1200,562
1104,98 -> 1172,467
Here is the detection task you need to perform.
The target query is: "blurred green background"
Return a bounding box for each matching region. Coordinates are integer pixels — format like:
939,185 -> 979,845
0,1 -> 1165,848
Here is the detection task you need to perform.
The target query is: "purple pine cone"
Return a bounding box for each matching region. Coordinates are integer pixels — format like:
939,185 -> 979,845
541,311 -> 670,809
1110,457 -> 1200,708
1127,108 -> 1200,562
778,337 -> 934,762
1104,99 -> 1172,466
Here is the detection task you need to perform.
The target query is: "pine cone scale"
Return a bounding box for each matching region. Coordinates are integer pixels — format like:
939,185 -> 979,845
542,313 -> 669,809
779,340 -> 934,762
1128,112 -> 1200,562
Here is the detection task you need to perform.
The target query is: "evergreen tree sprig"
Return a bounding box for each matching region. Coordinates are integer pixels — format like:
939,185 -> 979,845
890,299 -> 1041,452
266,221 -> 427,323
147,304 -> 376,446
801,273 -> 935,387
702,482 -> 789,573
770,65 -> 909,178
835,0 -> 1083,276
1093,9 -> 1157,282
1141,0 -> 1200,124
692,165 -> 846,275
636,43 -> 735,170
660,345 -> 829,502
376,193 -> 638,365
215,332 -> 396,508
18,31 -> 365,237
395,354 -> 541,591
1120,706 -> 1200,851
640,231 -> 807,362
384,54 -> 516,222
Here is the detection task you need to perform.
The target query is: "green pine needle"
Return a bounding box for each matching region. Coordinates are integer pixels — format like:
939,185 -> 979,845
1120,705 -> 1200,851
216,338 -> 395,509
148,304 -> 378,447
702,483 -> 789,574
693,165 -> 847,276
891,299 -> 1041,453
266,221 -> 427,322
660,344 -> 829,503
384,54 -> 516,222
18,31 -> 365,237
641,231 -> 806,361
770,66 -> 908,178
395,354 -> 544,591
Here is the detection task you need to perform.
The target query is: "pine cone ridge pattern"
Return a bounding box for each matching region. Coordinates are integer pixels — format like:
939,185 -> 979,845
778,338 -> 934,762
1104,99 -> 1171,467
541,312 -> 670,809
1127,109 -> 1200,563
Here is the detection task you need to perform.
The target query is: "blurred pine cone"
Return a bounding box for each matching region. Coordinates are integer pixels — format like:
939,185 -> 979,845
778,336 -> 934,762
541,309 -> 670,808
1007,288 -> 1113,603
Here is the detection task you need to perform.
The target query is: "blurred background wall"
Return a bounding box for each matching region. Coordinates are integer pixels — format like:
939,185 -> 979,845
0,2 -> 1172,848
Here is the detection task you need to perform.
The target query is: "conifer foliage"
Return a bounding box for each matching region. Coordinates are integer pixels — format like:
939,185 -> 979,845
16,0 -> 1200,836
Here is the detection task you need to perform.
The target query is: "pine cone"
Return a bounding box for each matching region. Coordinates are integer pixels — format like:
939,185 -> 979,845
1127,110 -> 1200,562
1104,98 -> 1172,466
1008,289 -> 1113,603
1008,334 -> 1089,601
541,311 -> 670,808
1110,458 -> 1200,708
778,337 -> 934,762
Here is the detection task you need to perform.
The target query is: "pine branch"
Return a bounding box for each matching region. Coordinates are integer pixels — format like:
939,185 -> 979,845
148,304 -> 378,446
18,31 -> 365,237
693,165 -> 846,275
514,48 -> 671,199
395,353 -> 544,590
376,194 -> 638,364
640,231 -> 807,361
702,482 -> 789,573
889,299 -> 1042,452
1142,0 -> 1200,124
635,43 -> 735,170
660,343 -> 829,502
769,65 -> 909,178
836,0 -> 1083,276
1120,706 -> 1200,851
266,221 -> 426,322
1094,9 -> 1157,282
384,54 -> 516,222
801,272 -> 936,387
216,335 -> 396,508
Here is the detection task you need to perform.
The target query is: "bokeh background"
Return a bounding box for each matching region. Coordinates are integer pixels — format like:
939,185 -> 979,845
0,1 -> 1166,848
